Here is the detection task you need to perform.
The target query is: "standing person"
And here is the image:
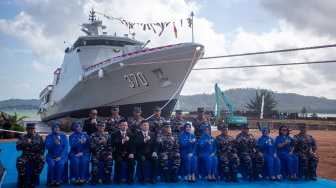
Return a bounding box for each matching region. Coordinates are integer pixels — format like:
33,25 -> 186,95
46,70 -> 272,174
134,120 -> 158,185
84,109 -> 98,137
275,125 -> 298,181
192,107 -> 210,140
16,123 -> 45,188
293,123 -> 319,181
198,125 -> 218,182
170,109 -> 186,135
45,122 -> 69,187
106,106 -> 125,135
112,120 -> 135,185
178,122 -> 197,182
258,126 -> 281,181
90,121 -> 113,185
128,107 -> 145,134
215,124 -> 240,182
69,121 -> 90,186
236,123 -> 264,182
148,107 -> 166,136
157,122 -> 180,183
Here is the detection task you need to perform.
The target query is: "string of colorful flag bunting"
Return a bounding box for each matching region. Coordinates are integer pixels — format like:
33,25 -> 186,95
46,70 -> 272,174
96,11 -> 192,38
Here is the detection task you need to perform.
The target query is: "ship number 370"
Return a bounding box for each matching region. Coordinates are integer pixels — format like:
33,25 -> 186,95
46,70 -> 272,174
124,73 -> 149,88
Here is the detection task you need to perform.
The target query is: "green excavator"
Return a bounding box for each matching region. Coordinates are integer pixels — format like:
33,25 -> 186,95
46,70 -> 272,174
215,83 -> 247,130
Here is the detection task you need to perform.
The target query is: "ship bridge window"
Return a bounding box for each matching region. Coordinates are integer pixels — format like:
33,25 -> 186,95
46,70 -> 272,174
76,39 -> 137,47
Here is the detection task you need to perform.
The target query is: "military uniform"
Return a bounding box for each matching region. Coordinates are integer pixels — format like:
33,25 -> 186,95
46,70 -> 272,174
157,123 -> 180,183
192,108 -> 210,140
169,115 -> 186,135
148,116 -> 166,136
236,126 -> 264,181
105,114 -> 125,134
16,123 -> 45,187
90,128 -> 113,184
293,125 -> 319,181
215,133 -> 239,182
128,116 -> 145,134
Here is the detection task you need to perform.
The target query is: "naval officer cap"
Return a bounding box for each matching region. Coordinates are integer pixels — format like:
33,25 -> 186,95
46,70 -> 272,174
133,107 -> 142,113
220,124 -> 229,130
97,121 -> 106,126
299,123 -> 307,128
111,105 -> 119,111
242,123 -> 250,129
26,123 -> 36,129
197,107 -> 205,112
162,122 -> 170,127
154,107 -> 161,111
175,109 -> 182,114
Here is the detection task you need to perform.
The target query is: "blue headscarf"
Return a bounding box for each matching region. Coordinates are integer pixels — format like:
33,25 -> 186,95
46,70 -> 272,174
202,125 -> 211,138
183,122 -> 191,136
51,122 -> 61,136
259,126 -> 276,154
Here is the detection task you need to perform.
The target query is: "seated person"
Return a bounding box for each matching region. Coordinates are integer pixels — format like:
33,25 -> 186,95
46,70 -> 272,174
69,121 -> 90,186
45,122 -> 69,187
134,120 -> 158,185
16,123 -> 45,188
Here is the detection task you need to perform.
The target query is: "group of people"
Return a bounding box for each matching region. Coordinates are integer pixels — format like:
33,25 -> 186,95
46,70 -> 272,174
15,106 -> 319,187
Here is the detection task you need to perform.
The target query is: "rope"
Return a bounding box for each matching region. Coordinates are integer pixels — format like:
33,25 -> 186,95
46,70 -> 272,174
193,60 -> 336,70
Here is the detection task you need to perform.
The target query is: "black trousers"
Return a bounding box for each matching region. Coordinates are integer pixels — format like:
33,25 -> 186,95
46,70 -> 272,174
135,153 -> 158,180
113,154 -> 135,181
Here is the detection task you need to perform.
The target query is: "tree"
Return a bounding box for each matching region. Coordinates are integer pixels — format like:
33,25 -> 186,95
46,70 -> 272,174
245,90 -> 278,117
300,107 -> 308,119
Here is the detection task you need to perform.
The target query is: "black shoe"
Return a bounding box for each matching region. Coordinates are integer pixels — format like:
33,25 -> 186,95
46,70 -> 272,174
254,174 -> 261,181
79,181 -> 84,186
75,181 -> 80,186
277,178 -> 282,182
271,178 -> 277,181
208,178 -> 212,182
310,176 -> 317,181
102,179 -> 112,185
294,177 -> 298,181
150,178 -> 156,184
48,182 -> 54,187
289,177 -> 296,181
126,179 -> 133,185
212,178 -> 217,182
187,179 -> 192,182
54,182 -> 60,187
191,179 -> 196,183
91,178 -> 99,185
115,180 -> 121,185
141,180 -> 147,185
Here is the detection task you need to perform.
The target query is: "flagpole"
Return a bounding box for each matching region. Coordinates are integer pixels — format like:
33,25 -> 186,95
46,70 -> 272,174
191,11 -> 194,43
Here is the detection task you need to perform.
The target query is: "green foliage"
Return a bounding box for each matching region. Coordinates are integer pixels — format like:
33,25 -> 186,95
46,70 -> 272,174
7,112 -> 27,132
300,107 -> 308,118
245,90 -> 278,116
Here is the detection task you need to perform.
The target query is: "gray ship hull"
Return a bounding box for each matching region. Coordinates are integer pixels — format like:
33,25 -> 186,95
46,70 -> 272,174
40,43 -> 204,121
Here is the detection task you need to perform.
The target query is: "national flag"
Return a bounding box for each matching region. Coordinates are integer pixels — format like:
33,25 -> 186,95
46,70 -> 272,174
173,22 -> 177,38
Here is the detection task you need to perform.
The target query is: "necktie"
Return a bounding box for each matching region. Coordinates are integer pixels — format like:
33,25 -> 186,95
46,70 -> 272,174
122,132 -> 126,157
144,132 -> 148,143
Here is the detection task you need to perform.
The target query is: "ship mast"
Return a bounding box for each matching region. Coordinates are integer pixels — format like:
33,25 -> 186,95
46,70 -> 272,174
89,8 -> 96,23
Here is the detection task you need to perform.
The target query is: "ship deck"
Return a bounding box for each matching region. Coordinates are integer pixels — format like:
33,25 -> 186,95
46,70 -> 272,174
0,141 -> 335,187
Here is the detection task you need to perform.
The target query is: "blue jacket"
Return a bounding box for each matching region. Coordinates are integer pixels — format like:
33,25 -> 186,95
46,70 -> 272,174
198,125 -> 217,158
179,123 -> 197,155
69,121 -> 90,157
275,135 -> 294,155
258,126 -> 277,155
45,122 -> 69,160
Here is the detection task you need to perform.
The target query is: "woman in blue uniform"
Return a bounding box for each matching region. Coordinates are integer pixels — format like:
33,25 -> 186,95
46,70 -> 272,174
275,125 -> 298,181
69,121 -> 90,186
258,126 -> 281,181
179,122 -> 197,182
45,122 -> 69,187
198,125 -> 218,182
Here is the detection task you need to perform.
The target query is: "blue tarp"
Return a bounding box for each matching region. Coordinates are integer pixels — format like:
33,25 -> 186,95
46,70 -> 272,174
0,141 -> 334,187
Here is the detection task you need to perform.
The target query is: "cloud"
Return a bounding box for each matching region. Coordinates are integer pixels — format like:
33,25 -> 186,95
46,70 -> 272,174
30,60 -> 44,71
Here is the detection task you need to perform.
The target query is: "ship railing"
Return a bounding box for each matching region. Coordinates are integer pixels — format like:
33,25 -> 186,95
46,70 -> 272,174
39,85 -> 53,97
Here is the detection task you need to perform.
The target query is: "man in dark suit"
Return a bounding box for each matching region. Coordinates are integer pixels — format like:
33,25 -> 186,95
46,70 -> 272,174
84,109 -> 98,137
112,120 -> 135,185
134,120 -> 158,185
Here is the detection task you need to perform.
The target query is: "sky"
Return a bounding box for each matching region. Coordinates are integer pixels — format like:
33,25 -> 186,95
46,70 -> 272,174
1,0 -> 336,102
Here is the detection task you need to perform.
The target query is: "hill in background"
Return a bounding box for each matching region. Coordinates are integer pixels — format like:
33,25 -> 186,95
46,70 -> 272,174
1,88 -> 335,113
178,88 -> 336,113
